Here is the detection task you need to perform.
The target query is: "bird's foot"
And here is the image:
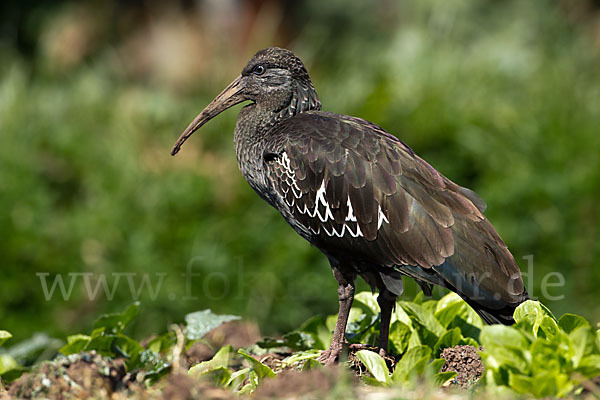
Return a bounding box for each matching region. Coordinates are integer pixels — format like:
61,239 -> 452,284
318,346 -> 343,365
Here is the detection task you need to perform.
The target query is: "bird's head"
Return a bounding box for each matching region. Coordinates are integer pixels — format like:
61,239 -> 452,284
171,47 -> 320,155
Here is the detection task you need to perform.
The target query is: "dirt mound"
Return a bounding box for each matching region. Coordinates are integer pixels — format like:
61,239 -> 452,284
157,373 -> 234,400
7,352 -> 126,399
255,367 -> 349,399
439,345 -> 484,387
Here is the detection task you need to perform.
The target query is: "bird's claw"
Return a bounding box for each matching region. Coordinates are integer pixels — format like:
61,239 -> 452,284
318,348 -> 341,365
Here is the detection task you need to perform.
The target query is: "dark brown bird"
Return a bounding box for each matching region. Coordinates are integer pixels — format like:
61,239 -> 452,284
171,47 -> 528,364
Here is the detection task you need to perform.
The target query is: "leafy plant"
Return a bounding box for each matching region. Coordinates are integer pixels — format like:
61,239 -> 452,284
480,300 -> 600,398
0,331 -> 19,381
0,330 -> 62,383
187,345 -> 277,394
345,292 -> 481,356
57,302 -> 241,384
354,346 -> 457,387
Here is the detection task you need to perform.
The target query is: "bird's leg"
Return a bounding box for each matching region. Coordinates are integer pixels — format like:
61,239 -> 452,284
318,265 -> 356,365
377,289 -> 397,357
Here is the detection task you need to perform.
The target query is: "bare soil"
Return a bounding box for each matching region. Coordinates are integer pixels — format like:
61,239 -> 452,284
5,352 -> 127,399
439,345 -> 484,387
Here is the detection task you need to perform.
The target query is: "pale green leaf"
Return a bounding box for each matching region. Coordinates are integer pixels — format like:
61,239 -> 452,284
569,327 -> 594,368
353,291 -> 380,315
189,345 -> 233,376
432,371 -> 457,386
0,331 -> 12,347
227,367 -> 250,391
185,310 -> 240,340
355,350 -> 390,386
238,349 -> 276,379
93,302 -> 140,335
433,327 -> 462,357
391,345 -> 431,384
59,334 -> 91,355
389,321 -> 412,354
0,355 -> 19,375
558,314 -> 590,334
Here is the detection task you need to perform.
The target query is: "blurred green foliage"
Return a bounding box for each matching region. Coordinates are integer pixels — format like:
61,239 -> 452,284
1,0 -> 599,342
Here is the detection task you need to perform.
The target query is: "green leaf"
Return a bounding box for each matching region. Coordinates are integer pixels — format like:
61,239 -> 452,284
189,345 -> 233,375
422,300 -> 438,314
147,332 -> 176,353
424,358 -> 446,375
398,301 -> 445,348
569,326 -> 595,368
575,354 -> 600,377
392,304 -> 414,329
0,354 -> 19,375
302,358 -> 321,371
185,310 -> 240,341
412,292 -> 425,304
435,293 -> 483,341
433,327 -> 462,357
59,334 -> 91,355
479,325 -> 531,375
281,349 -> 321,369
5,333 -> 62,364
459,337 -> 480,348
355,350 -> 391,386
227,367 -> 251,391
510,370 -> 569,398
137,350 -> 171,383
86,335 -> 116,356
539,316 -> 559,339
83,332 -> 143,369
298,315 -> 331,349
391,345 -> 431,384
558,314 -> 590,334
203,366 -> 232,387
389,321 -> 412,354
0,353 -> 25,383
480,325 -> 529,350
432,371 -> 457,386
399,302 -> 445,335
514,300 -> 557,338
238,370 -> 259,394
0,331 -> 12,347
508,372 -> 536,395
434,293 -> 464,327
238,349 -> 276,380
93,302 -> 140,335
114,334 -> 144,367
354,291 -> 380,315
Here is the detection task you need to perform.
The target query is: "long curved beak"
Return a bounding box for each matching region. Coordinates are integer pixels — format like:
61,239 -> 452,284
171,75 -> 246,156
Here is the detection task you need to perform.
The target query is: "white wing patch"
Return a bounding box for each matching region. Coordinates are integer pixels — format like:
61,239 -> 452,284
275,152 -> 389,239
278,152 -> 303,201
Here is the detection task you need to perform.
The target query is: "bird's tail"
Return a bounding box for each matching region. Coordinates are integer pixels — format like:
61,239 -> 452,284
389,261 -> 530,326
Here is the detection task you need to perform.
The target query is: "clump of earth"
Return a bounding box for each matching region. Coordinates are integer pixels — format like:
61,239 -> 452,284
439,345 -> 484,387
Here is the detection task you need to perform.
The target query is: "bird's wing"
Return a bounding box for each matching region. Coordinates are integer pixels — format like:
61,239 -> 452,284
265,111 -> 525,304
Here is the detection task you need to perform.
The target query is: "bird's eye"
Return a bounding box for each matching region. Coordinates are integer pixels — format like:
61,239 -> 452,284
253,65 -> 266,75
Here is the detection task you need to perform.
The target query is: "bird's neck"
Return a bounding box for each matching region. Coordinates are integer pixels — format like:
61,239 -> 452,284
233,104 -> 279,192
234,80 -> 321,178
234,81 -> 321,166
